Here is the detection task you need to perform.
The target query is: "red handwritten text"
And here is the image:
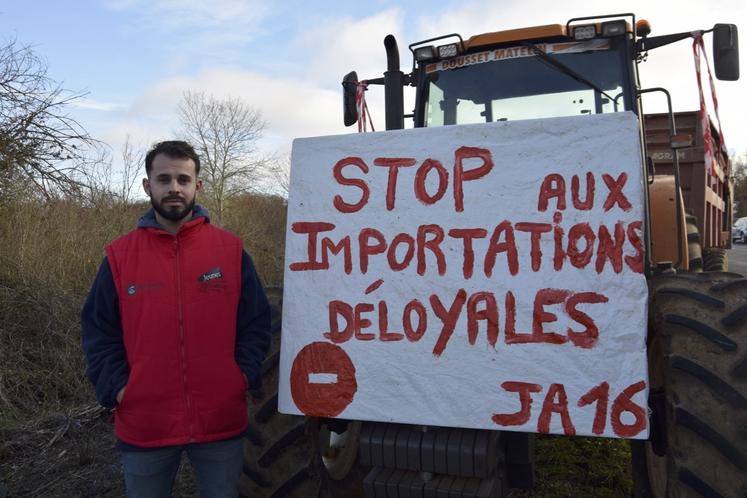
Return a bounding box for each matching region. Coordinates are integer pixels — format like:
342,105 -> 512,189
492,379 -> 647,437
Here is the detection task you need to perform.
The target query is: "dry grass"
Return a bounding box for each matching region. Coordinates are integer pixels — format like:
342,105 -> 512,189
0,193 -> 287,496
220,194 -> 287,287
0,199 -> 142,423
0,194 -> 286,422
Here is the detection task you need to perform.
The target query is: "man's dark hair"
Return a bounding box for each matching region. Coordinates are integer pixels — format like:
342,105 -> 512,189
145,141 -> 201,176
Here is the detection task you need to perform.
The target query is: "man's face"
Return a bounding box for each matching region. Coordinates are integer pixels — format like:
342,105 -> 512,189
143,154 -> 202,222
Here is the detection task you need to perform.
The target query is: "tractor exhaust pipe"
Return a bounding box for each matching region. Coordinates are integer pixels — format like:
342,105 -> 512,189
384,35 -> 405,130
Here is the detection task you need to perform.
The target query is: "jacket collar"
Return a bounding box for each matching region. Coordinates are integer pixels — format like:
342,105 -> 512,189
137,205 -> 211,234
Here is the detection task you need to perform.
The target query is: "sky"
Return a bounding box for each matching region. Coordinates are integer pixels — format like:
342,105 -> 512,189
2,0 -> 746,184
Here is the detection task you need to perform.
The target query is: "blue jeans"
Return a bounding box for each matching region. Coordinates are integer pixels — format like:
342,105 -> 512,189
120,438 -> 244,498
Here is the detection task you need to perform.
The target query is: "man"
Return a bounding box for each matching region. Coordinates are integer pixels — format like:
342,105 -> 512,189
81,140 -> 271,497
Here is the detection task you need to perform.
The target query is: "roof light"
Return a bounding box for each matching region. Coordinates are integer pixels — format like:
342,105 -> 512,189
573,25 -> 597,40
414,45 -> 438,62
437,43 -> 459,58
601,20 -> 626,37
636,19 -> 651,38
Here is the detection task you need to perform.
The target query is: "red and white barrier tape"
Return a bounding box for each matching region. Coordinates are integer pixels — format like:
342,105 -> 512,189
692,32 -> 726,177
355,81 -> 375,133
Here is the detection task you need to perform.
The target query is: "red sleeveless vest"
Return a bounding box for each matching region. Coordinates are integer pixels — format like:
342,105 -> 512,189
106,217 -> 246,447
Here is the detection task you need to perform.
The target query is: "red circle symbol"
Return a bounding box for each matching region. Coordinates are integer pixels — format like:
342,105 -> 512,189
290,341 -> 357,417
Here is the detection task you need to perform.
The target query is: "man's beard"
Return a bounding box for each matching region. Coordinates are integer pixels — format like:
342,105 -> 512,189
151,194 -> 196,222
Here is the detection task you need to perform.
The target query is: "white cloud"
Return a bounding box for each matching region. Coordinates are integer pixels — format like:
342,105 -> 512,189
297,8 -> 406,86
126,2 -> 434,139
100,121 -> 168,153
100,67 -> 345,158
72,98 -> 126,112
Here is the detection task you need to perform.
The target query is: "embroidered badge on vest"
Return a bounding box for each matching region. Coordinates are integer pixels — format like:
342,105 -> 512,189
198,267 -> 223,282
197,267 -> 227,293
125,282 -> 164,297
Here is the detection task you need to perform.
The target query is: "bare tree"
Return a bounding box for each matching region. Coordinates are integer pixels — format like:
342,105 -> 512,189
266,152 -> 290,198
0,38 -> 94,197
177,91 -> 267,224
119,135 -> 143,203
70,142 -> 117,206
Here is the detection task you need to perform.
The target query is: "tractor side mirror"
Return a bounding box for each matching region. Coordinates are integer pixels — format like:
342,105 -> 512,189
342,71 -> 359,126
713,23 -> 739,81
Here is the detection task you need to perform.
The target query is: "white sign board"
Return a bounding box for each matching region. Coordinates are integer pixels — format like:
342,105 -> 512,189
279,112 -> 649,439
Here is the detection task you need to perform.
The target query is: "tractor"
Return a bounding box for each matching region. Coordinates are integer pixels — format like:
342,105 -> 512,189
242,14 -> 745,498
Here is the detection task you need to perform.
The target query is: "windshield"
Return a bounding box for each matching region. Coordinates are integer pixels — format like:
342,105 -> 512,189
423,39 -> 630,126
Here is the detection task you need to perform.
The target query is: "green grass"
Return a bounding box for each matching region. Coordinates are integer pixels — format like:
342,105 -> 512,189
527,435 -> 632,497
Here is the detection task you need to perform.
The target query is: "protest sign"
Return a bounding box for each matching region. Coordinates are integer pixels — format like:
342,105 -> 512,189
279,112 -> 649,438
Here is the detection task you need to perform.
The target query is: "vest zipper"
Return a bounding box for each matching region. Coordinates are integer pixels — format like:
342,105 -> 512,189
175,236 -> 195,442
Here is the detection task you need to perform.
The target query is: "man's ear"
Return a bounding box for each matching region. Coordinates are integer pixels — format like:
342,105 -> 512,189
143,177 -> 151,196
196,179 -> 203,193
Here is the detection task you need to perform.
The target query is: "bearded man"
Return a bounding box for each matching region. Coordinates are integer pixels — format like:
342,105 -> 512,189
81,140 -> 270,497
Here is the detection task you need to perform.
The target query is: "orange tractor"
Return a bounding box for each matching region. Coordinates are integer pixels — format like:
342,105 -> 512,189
242,14 -> 744,498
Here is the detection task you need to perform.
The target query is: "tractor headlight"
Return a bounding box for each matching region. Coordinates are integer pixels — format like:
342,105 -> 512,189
601,20 -> 626,37
437,43 -> 459,58
414,45 -> 438,62
573,24 -> 597,40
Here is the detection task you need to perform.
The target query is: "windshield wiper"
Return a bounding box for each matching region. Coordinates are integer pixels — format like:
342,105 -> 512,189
522,41 -> 616,104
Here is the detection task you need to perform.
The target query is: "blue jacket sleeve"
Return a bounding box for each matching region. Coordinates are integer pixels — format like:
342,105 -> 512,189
235,250 -> 272,390
80,257 -> 129,408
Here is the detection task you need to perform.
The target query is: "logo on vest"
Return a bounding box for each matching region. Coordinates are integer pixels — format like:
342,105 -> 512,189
198,267 -> 224,282
197,267 -> 227,294
125,282 -> 164,297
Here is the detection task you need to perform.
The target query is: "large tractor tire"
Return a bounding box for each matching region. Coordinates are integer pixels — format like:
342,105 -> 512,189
632,273 -> 747,498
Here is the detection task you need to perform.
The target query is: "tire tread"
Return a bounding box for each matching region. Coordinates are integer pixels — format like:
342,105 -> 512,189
634,274 -> 747,498
663,314 -> 737,350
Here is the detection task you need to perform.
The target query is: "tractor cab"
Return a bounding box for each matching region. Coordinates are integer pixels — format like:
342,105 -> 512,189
411,23 -> 635,127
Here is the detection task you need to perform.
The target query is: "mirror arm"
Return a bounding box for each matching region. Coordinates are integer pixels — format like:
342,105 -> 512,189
636,30 -> 698,53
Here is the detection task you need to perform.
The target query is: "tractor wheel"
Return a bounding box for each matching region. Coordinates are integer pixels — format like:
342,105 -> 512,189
240,288 -> 367,498
702,247 -> 728,273
632,273 -> 747,498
